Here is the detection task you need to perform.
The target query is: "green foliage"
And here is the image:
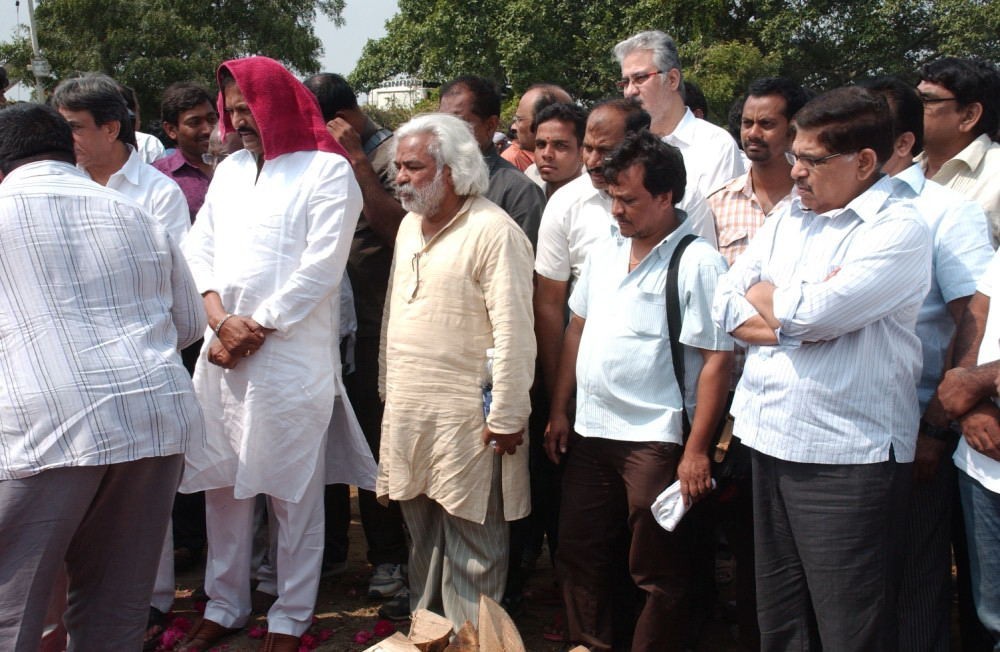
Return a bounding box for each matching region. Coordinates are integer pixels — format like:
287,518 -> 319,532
1,0 -> 344,130
352,0 -> 1000,126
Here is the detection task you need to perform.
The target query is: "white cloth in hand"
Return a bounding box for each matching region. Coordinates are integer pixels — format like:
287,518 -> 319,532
651,479 -> 716,532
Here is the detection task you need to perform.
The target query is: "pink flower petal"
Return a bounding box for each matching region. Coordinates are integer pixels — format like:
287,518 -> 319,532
373,620 -> 396,637
352,630 -> 373,644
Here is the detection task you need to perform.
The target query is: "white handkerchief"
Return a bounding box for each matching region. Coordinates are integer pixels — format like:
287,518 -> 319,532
651,479 -> 716,532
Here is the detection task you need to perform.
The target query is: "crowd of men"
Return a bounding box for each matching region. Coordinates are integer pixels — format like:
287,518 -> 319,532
0,26 -> 999,652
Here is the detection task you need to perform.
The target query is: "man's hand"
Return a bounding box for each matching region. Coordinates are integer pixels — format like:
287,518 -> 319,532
207,338 -> 239,369
939,367 -> 987,418
482,426 -> 524,456
913,433 -> 948,484
326,117 -> 366,164
677,449 -> 712,507
959,402 -> 1000,462
544,412 -> 573,464
217,315 -> 267,357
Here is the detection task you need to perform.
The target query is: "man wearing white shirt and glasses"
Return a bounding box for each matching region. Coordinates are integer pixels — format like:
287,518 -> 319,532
713,86 -> 933,651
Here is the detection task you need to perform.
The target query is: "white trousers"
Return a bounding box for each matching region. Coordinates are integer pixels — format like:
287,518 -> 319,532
202,455 -> 326,637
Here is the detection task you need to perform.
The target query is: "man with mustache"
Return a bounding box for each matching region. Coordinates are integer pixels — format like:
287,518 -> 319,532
153,82 -> 220,220
546,130 -> 733,652
51,73 -> 190,247
177,56 -> 375,652
614,30 -> 744,198
699,76 -> 810,651
709,78 -> 810,266
378,113 -> 535,631
712,87 -> 933,650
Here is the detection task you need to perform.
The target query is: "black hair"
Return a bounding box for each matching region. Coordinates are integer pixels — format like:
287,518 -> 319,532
439,75 -> 502,120
683,80 -> 708,117
303,72 -> 358,122
533,102 -> 587,145
603,129 -> 686,205
856,76 -> 924,156
792,86 -> 894,164
746,77 -> 810,121
0,103 -> 76,174
160,82 -> 215,126
919,57 -> 1000,139
50,73 -> 137,148
591,97 -> 651,134
727,95 -> 745,146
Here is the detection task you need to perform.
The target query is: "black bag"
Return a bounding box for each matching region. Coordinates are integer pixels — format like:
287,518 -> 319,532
666,234 -> 750,482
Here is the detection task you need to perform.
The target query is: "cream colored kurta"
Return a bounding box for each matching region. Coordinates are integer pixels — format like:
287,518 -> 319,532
378,196 -> 536,523
180,149 -> 377,502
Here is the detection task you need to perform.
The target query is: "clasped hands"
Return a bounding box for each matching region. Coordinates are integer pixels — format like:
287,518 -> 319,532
208,315 -> 271,369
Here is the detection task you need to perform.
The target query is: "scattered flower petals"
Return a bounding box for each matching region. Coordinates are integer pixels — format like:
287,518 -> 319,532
300,633 -> 317,648
352,630 -> 373,644
373,620 -> 395,637
318,628 -> 333,641
248,624 -> 268,639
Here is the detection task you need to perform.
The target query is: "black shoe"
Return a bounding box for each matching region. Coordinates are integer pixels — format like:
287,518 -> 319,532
377,589 -> 411,621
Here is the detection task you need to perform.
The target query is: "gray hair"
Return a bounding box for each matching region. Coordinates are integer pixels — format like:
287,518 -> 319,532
395,113 -> 489,197
613,30 -> 683,83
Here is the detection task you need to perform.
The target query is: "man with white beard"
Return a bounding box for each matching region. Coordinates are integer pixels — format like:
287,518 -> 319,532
377,113 -> 536,630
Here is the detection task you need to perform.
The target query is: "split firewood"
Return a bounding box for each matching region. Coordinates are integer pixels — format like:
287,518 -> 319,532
408,608 -> 454,652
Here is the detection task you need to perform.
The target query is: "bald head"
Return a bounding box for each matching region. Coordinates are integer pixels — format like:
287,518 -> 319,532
514,84 -> 573,152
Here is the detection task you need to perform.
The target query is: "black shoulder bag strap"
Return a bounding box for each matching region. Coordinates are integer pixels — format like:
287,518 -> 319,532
666,234 -> 698,440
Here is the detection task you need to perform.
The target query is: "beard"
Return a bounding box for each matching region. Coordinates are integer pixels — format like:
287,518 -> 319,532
399,171 -> 448,216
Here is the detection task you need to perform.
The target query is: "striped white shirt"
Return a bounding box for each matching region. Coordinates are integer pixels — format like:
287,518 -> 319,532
713,175 -> 933,464
0,161 -> 206,480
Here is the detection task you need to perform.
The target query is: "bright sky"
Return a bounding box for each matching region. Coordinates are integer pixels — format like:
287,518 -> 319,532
0,0 -> 399,101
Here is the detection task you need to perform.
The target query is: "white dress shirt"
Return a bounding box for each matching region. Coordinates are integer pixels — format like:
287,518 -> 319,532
570,217 -> 732,444
663,108 -> 745,198
713,175 -> 933,464
104,145 -> 190,246
0,161 -> 205,480
136,131 -> 166,164
535,175 -> 618,288
892,164 -> 993,411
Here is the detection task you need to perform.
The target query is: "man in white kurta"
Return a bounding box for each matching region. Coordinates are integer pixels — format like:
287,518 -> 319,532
378,114 -> 536,630
178,57 -> 373,652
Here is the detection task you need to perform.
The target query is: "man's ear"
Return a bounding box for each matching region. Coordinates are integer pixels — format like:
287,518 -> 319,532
958,101 -> 984,134
894,132 -> 916,159
856,148 -> 880,180
102,119 -> 121,143
162,121 -> 179,141
666,68 -> 681,92
485,114 -> 499,135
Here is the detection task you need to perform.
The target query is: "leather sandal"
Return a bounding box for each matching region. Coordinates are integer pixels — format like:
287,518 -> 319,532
175,617 -> 241,651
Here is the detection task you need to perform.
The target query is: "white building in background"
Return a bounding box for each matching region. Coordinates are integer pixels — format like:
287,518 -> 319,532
368,74 -> 430,110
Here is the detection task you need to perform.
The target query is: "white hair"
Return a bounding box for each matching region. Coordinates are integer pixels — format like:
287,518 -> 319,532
613,30 -> 683,81
394,113 -> 490,197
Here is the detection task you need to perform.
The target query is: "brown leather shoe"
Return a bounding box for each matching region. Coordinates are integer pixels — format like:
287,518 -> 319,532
259,631 -> 301,652
175,617 -> 241,651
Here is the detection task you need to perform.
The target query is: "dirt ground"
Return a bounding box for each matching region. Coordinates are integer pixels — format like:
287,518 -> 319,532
163,493 -> 747,651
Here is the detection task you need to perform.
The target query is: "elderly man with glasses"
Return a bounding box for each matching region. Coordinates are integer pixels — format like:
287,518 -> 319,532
614,30 -> 744,199
712,86 -> 934,651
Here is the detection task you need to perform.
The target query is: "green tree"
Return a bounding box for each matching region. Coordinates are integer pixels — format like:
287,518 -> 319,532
1,0 -> 344,129
351,0 -> 999,125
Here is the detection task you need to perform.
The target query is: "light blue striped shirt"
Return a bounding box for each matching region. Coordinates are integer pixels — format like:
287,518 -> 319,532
892,164 -> 993,412
569,217 -> 733,444
713,175 -> 933,464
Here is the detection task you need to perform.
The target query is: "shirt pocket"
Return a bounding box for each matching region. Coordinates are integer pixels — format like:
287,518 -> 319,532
627,292 -> 667,338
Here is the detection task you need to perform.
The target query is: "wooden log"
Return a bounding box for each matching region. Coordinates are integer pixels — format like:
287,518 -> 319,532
408,608 -> 454,652
362,632 -> 422,652
443,620 -> 479,651
477,595 -> 525,652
